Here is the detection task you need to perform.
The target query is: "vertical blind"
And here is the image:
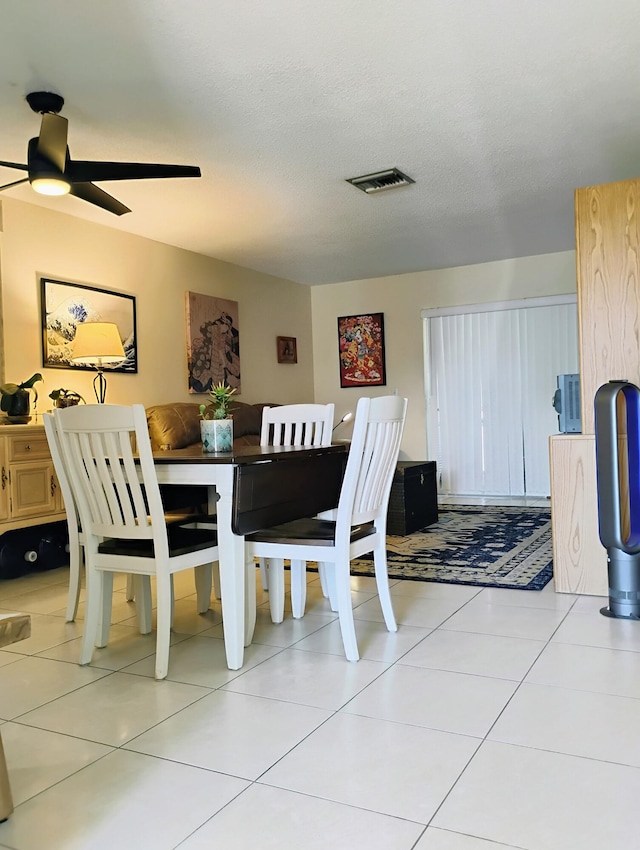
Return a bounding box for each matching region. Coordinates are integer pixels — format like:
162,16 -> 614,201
425,299 -> 578,497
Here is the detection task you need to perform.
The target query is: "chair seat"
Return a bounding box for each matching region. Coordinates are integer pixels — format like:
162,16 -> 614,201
99,525 -> 218,558
246,517 -> 374,546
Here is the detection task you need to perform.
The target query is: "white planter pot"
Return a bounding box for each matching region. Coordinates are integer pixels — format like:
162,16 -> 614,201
201,418 -> 233,453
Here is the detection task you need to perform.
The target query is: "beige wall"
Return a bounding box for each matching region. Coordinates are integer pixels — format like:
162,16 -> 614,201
0,199 -> 313,409
0,197 -> 579,458
311,251 -> 578,459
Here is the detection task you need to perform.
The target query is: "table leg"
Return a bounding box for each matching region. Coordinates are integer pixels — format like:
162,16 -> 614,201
0,733 -> 13,822
208,487 -> 221,600
214,468 -> 246,670
244,550 -> 256,646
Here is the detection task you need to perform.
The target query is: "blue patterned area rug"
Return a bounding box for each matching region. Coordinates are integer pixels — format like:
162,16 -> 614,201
352,504 -> 553,591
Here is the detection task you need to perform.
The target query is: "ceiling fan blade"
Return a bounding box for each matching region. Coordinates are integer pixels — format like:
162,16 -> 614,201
0,177 -> 29,192
67,161 -> 201,183
0,160 -> 28,172
37,113 -> 68,172
69,182 -> 131,216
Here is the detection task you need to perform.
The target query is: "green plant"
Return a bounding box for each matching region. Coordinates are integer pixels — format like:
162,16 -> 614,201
199,382 -> 237,420
49,388 -> 85,407
0,372 -> 43,413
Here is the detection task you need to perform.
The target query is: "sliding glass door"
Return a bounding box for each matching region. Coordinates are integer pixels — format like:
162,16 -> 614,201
424,297 -> 578,497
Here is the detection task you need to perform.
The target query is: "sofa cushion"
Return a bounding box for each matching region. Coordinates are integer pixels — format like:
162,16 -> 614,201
231,401 -> 263,439
147,403 -> 201,451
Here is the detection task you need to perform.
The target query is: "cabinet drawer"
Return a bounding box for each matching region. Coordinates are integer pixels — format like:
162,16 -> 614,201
7,434 -> 51,462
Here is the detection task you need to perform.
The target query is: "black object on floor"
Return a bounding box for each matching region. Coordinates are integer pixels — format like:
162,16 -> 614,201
0,522 -> 69,580
387,461 -> 438,536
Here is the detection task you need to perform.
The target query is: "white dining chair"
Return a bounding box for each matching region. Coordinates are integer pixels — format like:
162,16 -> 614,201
44,412 -> 212,625
45,412 -> 157,628
54,403 -> 219,680
258,403 -> 335,611
245,395 -> 407,661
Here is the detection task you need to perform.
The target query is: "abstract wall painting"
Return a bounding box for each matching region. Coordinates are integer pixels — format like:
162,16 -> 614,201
185,292 -> 241,393
337,312 -> 386,388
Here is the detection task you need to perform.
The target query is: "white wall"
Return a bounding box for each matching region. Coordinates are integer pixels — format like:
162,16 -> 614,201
311,252 -> 577,459
0,199 -> 314,409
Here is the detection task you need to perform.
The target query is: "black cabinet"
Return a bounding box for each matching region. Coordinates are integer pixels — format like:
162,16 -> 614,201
386,461 -> 438,536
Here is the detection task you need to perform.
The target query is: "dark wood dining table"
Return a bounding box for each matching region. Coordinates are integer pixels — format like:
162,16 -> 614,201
152,443 -> 346,669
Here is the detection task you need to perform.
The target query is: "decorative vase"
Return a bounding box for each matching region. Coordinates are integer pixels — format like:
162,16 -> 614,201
6,389 -> 31,422
201,418 -> 233,453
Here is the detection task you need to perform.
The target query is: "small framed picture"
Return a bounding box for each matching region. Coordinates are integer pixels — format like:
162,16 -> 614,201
277,336 -> 297,364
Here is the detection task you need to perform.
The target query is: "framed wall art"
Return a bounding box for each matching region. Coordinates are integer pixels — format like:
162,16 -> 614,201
41,277 -> 137,372
185,292 -> 241,393
277,336 -> 297,364
337,312 -> 386,388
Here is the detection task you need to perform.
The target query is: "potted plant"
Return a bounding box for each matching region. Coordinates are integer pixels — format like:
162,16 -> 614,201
49,388 -> 85,409
0,372 -> 43,421
199,383 -> 237,452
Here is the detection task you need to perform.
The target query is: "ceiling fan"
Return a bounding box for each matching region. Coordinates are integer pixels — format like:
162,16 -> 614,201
0,92 -> 201,215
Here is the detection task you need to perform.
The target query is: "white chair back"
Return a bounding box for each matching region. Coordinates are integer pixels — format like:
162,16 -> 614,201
337,395 -> 408,529
260,403 -> 335,447
43,412 -> 83,622
55,403 -> 167,554
43,412 -> 81,540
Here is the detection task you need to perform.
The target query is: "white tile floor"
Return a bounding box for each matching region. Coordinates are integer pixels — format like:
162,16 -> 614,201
0,500 -> 637,849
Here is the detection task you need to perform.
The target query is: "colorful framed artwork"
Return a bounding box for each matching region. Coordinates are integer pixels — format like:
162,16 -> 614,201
41,277 -> 137,372
185,292 -> 241,393
277,336 -> 297,364
337,312 -> 386,388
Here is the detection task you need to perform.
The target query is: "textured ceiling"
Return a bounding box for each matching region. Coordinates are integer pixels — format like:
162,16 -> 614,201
1,0 -> 639,285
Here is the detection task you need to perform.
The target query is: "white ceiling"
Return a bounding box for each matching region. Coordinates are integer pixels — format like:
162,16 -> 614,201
1,1 -> 639,285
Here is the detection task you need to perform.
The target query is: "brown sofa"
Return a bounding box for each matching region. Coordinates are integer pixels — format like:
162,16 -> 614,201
146,400 -> 277,451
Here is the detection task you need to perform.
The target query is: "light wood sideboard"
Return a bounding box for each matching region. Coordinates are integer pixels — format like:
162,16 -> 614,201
0,420 -> 65,533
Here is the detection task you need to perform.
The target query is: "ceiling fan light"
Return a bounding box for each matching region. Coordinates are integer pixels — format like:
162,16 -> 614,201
31,176 -> 70,196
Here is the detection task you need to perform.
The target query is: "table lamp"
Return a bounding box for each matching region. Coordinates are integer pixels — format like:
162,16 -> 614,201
71,322 -> 125,403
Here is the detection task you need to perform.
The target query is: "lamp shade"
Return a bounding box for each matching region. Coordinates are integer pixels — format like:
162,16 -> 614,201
72,322 -> 125,365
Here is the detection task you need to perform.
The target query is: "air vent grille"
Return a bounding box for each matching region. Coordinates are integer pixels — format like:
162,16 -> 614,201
346,168 -> 415,194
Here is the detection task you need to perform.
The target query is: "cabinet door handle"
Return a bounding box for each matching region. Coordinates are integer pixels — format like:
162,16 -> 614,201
25,444 -> 31,451
51,476 -> 57,497
1,467 -> 6,490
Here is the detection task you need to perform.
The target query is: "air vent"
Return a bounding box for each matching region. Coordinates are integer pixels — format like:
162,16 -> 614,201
346,168 -> 415,194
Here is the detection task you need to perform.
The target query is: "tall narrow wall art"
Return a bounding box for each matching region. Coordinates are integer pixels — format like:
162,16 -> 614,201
185,292 -> 241,393
337,312 -> 386,388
